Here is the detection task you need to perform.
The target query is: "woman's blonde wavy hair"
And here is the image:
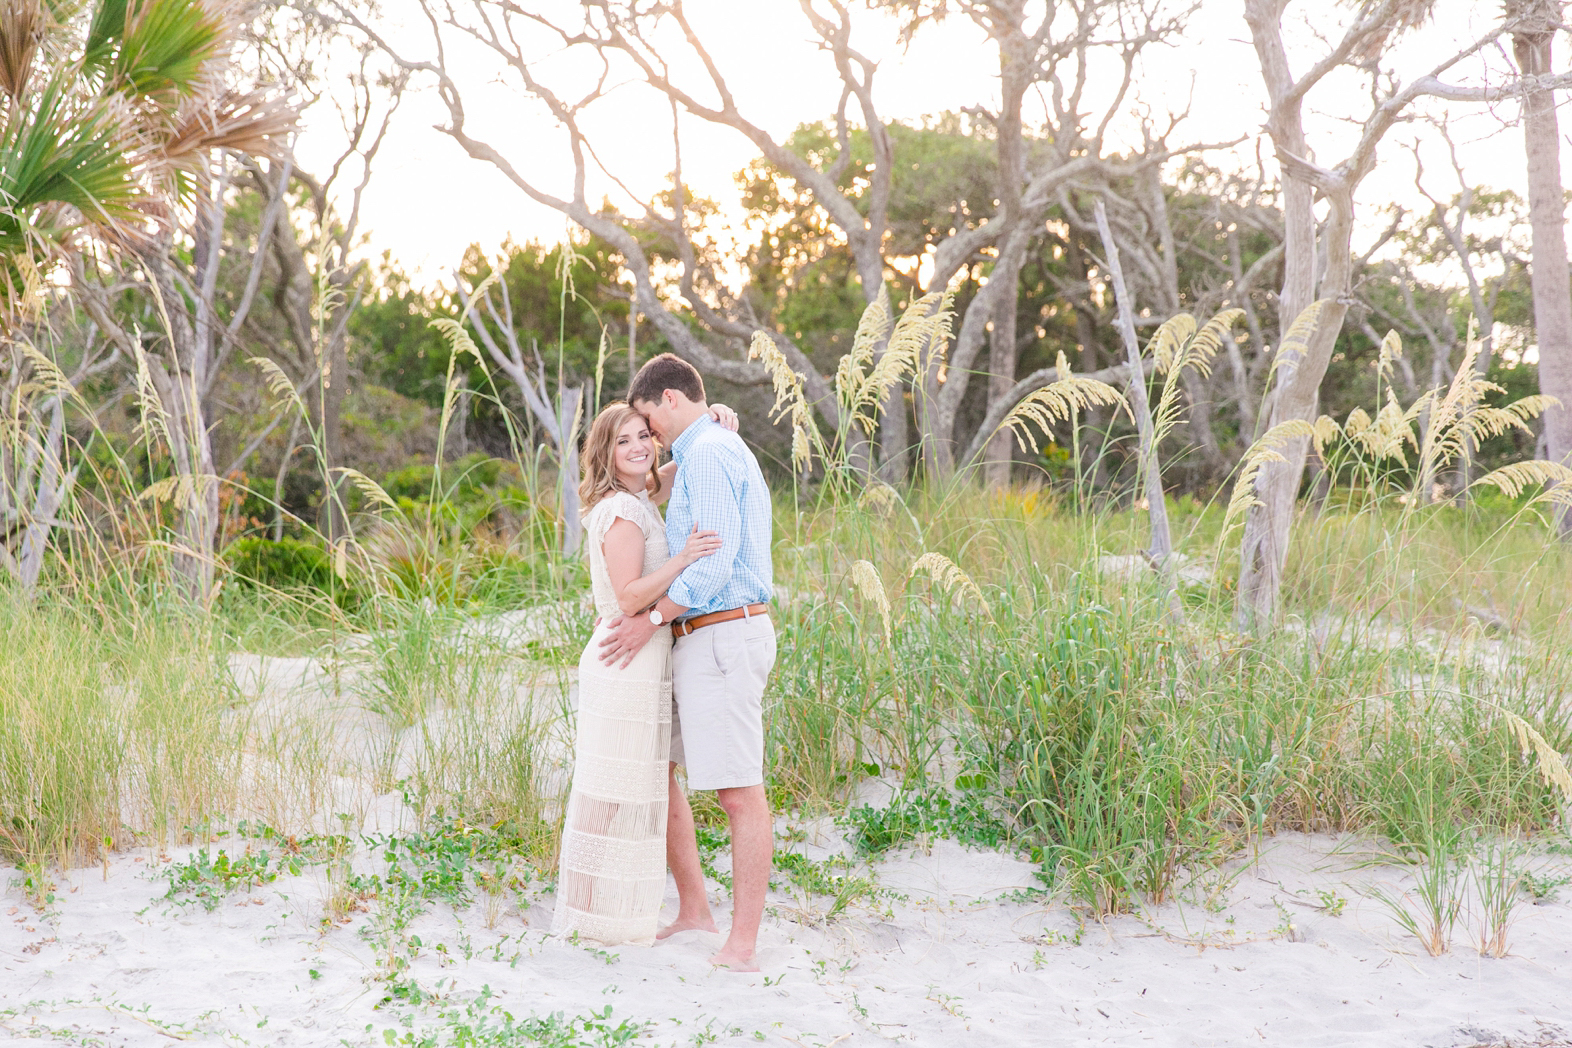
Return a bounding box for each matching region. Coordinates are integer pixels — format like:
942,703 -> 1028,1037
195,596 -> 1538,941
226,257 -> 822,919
579,402 -> 659,516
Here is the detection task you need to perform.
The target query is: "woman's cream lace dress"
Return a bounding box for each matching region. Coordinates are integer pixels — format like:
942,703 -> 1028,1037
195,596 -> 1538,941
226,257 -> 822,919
552,490 -> 673,945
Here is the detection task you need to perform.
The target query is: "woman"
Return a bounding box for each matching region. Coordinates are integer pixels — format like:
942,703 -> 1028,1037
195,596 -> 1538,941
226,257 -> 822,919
551,400 -> 735,944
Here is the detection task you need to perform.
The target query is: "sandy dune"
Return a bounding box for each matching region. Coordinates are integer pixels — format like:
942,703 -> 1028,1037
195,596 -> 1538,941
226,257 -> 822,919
3,826 -> 1571,1048
6,633 -> 1570,1047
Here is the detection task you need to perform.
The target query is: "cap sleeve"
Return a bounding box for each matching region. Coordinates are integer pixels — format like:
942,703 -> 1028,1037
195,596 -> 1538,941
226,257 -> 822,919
586,491 -> 651,549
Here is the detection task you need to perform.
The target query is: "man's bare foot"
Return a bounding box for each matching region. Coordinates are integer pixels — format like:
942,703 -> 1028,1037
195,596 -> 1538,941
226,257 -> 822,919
709,944 -> 758,971
656,914 -> 718,940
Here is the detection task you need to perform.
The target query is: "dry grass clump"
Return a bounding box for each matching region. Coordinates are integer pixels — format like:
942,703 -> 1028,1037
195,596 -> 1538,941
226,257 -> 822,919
0,603 -> 119,869
0,601 -> 245,868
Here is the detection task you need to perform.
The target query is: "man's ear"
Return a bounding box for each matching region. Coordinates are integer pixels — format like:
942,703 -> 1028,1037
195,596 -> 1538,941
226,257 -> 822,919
664,388 -> 682,409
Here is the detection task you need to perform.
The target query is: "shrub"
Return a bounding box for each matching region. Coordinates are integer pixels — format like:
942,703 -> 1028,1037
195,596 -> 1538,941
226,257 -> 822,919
223,537 -> 334,593
379,454 -> 534,528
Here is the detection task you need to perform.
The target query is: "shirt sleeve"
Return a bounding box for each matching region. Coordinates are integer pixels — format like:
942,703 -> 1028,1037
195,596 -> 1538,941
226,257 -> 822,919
666,445 -> 744,611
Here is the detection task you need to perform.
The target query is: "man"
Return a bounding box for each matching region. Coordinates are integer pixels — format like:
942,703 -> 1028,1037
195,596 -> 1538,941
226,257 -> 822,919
597,353 -> 777,972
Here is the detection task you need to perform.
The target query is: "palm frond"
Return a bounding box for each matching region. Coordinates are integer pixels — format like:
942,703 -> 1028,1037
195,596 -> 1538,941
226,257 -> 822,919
0,74 -> 140,225
0,0 -> 43,102
89,0 -> 227,104
159,87 -> 297,172
0,73 -> 141,320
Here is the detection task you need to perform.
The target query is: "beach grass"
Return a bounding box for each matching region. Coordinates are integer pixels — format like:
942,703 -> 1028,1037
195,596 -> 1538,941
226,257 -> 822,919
5,483 -> 1568,928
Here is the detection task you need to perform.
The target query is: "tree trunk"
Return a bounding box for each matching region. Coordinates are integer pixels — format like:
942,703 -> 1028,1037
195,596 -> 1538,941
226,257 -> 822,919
1095,201 -> 1173,567
1514,5 -> 1572,536
877,380 -> 910,484
15,396 -> 75,593
926,227 -> 1033,477
146,256 -> 220,603
146,354 -> 219,603
319,323 -> 351,542
627,306 -> 638,391
1234,192 -> 1353,630
981,26 -> 1031,491
983,256 -> 1022,488
1144,163 -> 1226,480
1225,228 -> 1265,439
1072,237 -> 1111,489
1235,0 -> 1346,629
558,385 -> 584,554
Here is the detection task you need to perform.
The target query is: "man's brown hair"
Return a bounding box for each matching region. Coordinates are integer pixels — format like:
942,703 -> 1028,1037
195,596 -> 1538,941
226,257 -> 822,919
628,353 -> 705,407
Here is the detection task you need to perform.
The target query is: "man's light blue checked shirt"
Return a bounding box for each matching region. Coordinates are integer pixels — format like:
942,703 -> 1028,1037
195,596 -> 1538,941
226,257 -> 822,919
665,415 -> 773,618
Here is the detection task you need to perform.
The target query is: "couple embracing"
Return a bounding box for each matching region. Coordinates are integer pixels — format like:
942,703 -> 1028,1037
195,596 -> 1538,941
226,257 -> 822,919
550,353 -> 777,971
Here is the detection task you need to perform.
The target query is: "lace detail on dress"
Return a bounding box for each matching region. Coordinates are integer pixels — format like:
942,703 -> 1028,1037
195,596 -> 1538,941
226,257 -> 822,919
553,487 -> 673,945
583,491 -> 663,619
586,491 -> 649,544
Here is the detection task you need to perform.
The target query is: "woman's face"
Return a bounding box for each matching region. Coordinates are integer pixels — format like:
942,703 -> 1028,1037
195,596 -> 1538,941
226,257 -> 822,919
611,413 -> 656,485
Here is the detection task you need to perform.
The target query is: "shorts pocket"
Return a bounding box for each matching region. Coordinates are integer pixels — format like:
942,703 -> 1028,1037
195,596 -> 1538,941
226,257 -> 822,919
747,631 -> 778,679
713,626 -> 742,678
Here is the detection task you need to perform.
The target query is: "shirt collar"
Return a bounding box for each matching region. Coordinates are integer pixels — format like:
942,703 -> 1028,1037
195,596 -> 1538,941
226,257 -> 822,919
669,413 -> 714,462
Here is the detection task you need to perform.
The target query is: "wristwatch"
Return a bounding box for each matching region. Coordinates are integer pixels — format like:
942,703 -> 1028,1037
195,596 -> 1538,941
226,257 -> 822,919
647,607 -> 665,626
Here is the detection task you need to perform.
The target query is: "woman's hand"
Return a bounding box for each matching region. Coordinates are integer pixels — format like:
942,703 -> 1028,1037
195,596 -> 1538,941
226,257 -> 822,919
678,525 -> 722,565
708,403 -> 739,432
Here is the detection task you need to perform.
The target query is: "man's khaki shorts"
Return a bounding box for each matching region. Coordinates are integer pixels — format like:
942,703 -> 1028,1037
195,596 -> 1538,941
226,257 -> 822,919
669,614 -> 777,791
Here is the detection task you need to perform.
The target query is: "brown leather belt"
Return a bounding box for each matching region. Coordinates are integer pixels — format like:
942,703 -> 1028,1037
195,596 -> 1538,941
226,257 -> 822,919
671,603 -> 770,638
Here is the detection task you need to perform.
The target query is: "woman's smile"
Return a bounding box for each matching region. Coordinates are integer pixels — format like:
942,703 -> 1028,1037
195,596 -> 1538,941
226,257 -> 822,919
612,414 -> 657,484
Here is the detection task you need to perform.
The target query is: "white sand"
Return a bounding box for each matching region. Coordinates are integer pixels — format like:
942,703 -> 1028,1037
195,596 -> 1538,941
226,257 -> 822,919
4,827 -> 1571,1047
5,642 -> 1570,1046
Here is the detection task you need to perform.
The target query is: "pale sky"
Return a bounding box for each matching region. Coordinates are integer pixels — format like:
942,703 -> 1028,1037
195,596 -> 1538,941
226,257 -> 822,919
295,1 -> 1549,289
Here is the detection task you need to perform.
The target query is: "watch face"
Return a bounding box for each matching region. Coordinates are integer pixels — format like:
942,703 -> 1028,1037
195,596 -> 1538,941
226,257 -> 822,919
648,608 -> 663,626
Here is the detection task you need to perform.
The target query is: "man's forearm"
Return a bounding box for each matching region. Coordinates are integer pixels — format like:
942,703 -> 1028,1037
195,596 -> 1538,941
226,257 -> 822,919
668,554 -> 735,612
654,595 -> 689,621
